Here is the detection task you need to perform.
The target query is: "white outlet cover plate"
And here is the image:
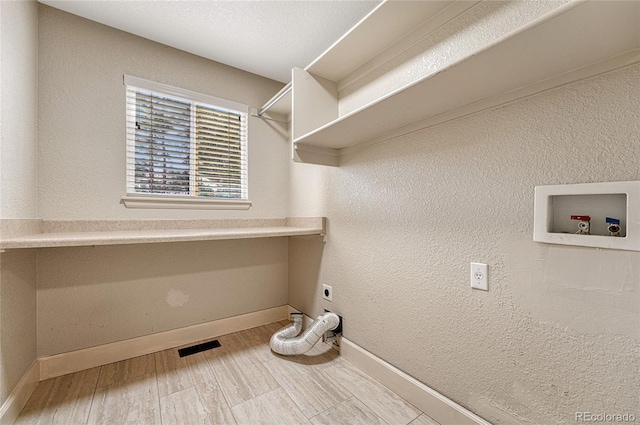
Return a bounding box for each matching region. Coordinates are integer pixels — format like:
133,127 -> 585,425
322,284 -> 333,301
470,263 -> 488,291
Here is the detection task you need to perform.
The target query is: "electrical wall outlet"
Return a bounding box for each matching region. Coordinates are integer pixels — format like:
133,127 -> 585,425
470,262 -> 488,291
322,284 -> 333,301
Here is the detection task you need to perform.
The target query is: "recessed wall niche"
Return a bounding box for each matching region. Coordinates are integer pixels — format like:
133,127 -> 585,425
534,181 -> 640,251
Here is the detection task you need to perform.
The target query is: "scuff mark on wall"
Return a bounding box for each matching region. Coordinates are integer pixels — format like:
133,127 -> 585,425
474,396 -> 532,425
544,245 -> 636,296
503,234 -> 640,338
166,289 -> 189,307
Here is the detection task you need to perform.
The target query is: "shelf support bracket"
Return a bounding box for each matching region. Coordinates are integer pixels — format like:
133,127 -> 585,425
257,82 -> 291,117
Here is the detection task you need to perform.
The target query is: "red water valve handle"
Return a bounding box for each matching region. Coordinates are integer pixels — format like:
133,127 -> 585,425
571,215 -> 591,221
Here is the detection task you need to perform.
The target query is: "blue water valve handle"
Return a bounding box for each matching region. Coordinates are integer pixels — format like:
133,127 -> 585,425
606,217 -> 621,237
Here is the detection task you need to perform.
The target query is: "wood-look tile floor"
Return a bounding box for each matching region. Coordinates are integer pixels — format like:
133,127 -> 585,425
17,321 -> 440,425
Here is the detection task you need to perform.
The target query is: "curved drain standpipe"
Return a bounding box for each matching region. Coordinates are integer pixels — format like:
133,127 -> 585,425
270,312 -> 340,355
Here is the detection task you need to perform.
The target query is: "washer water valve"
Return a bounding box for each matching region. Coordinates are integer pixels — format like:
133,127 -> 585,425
606,217 -> 621,236
571,215 -> 591,235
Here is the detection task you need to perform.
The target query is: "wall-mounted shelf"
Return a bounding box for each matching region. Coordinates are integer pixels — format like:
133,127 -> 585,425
534,181 -> 640,251
258,2 -> 460,121
276,0 -> 640,166
305,1 -> 458,83
0,218 -> 325,250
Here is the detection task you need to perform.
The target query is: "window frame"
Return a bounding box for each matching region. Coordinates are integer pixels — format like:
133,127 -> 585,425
121,75 -> 251,210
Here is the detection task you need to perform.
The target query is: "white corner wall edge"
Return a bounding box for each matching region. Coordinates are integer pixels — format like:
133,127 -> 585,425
286,305 -> 316,329
341,338 -> 491,425
39,305 -> 289,380
0,360 -> 39,425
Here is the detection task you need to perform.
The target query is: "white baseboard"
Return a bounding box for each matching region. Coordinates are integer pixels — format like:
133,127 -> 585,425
0,361 -> 39,425
3,307 -> 488,425
341,338 -> 491,425
40,305 -> 289,380
1,306 -> 289,423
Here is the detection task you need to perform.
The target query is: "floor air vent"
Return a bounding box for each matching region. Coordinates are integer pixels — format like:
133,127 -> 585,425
178,340 -> 221,357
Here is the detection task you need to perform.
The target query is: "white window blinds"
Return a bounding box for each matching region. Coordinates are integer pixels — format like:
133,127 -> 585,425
125,76 -> 248,202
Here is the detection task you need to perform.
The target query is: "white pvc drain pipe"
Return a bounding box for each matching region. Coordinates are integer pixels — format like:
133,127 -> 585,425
270,312 -> 340,355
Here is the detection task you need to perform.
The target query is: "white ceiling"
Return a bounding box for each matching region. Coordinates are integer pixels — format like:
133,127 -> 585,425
39,0 -> 381,83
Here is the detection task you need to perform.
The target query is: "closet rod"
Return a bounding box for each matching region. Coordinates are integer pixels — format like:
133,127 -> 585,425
257,81 -> 292,116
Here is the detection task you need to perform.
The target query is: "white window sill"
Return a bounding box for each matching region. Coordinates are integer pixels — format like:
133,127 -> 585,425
121,195 -> 252,210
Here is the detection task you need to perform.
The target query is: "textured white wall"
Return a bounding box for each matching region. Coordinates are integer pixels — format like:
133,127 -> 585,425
38,5 -> 289,220
289,63 -> 640,424
0,0 -> 39,407
37,238 -> 288,356
290,4 -> 639,422
1,0 -> 39,219
0,249 -> 37,403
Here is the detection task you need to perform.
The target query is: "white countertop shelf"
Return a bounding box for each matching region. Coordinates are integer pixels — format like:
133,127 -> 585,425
291,0 -> 640,154
0,218 -> 325,250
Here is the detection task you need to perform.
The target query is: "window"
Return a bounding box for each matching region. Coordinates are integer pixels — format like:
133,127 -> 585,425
122,75 -> 250,209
